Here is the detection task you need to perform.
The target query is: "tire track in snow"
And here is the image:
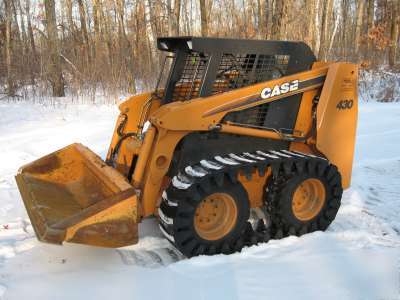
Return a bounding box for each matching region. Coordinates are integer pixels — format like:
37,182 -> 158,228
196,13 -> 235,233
358,162 -> 400,237
0,219 -> 36,267
331,159 -> 400,249
117,241 -> 184,268
0,284 -> 7,300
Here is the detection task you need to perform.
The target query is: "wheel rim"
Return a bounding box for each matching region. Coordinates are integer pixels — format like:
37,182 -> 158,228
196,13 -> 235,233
194,193 -> 238,241
292,178 -> 326,221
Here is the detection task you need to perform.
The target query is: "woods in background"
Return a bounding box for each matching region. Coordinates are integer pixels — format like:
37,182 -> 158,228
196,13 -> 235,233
0,0 -> 399,99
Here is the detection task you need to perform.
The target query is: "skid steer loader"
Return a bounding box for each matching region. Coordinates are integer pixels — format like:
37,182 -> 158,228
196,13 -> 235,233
16,37 -> 358,257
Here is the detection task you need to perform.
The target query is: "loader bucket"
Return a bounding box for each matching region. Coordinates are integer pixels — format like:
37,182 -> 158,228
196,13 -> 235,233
15,143 -> 139,248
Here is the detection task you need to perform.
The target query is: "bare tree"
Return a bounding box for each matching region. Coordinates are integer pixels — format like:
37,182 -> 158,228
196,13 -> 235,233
257,0 -> 267,39
5,0 -> 15,96
318,0 -> 334,60
367,0 -> 375,53
168,0 -> 181,35
200,0 -> 208,36
65,0 -> 76,34
77,0 -> 91,65
354,0 -> 366,55
306,0 -> 316,49
341,0 -> 349,58
269,0 -> 290,40
271,0 -> 283,39
17,0 -> 28,55
25,0 -> 36,59
116,0 -> 136,93
44,0 -> 65,96
92,0 -> 101,48
10,0 -> 22,47
389,0 -> 399,66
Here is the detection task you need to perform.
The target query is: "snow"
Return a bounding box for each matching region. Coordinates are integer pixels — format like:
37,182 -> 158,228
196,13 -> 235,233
200,159 -> 223,170
184,166 -> 208,177
229,153 -> 256,163
243,152 -> 266,160
171,175 -> 192,190
214,155 -> 240,165
158,207 -> 173,225
256,150 -> 279,159
0,101 -> 399,300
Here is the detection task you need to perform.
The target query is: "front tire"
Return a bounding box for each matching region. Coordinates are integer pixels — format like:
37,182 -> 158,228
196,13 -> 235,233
160,176 -> 250,257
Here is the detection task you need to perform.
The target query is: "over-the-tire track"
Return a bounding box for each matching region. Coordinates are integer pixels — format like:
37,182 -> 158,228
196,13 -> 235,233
158,149 -> 343,257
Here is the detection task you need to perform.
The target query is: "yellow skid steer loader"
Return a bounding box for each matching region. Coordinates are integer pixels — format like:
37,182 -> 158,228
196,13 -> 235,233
16,37 -> 358,257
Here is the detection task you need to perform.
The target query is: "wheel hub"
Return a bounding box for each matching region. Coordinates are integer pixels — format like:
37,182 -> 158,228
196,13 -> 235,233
194,193 -> 238,241
292,178 -> 326,221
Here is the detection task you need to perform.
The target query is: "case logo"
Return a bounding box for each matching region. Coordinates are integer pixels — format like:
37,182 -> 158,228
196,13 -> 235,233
261,80 -> 299,99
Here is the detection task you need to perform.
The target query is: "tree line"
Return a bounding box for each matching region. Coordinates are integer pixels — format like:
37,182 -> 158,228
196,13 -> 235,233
0,0 -> 399,99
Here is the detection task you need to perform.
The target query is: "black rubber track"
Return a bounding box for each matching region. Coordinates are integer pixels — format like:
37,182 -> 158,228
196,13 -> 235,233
175,178 -> 251,257
266,157 -> 343,239
158,150 -> 343,257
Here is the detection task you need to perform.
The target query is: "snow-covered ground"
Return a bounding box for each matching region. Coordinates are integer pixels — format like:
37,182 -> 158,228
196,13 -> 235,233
0,100 -> 399,300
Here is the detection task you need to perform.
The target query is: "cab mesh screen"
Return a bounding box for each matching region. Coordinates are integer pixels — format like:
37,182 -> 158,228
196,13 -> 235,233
170,53 -> 290,102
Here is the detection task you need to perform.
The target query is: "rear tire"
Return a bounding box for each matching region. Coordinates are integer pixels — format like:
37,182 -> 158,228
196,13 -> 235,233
267,159 -> 343,238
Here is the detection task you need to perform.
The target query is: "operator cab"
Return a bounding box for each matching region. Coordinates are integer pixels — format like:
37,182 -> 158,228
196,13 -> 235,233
154,36 -> 316,133
154,36 -> 316,104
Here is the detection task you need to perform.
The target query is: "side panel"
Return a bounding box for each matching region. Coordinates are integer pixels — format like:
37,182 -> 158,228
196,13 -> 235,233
316,63 -> 358,188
